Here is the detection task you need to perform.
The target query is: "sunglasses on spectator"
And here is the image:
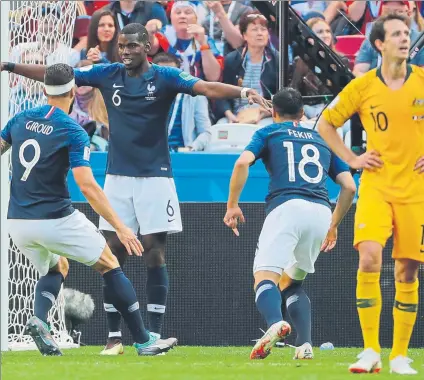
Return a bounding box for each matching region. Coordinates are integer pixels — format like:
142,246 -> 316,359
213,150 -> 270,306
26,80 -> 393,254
246,14 -> 267,21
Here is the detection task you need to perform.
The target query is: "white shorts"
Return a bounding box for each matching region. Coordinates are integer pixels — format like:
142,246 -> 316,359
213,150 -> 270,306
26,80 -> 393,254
99,175 -> 182,235
8,210 -> 106,276
253,199 -> 332,279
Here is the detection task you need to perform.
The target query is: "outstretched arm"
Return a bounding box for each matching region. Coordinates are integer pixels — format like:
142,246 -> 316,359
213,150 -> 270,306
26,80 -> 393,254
1,62 -> 46,82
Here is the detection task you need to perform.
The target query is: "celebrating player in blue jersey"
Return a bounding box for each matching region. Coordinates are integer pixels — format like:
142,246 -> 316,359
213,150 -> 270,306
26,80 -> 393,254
1,23 -> 266,355
0,63 -> 177,357
224,88 -> 356,360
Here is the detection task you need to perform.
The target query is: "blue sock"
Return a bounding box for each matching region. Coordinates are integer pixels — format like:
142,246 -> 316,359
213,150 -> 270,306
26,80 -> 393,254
146,265 -> 168,336
255,280 -> 283,328
34,272 -> 64,324
282,283 -> 312,346
102,284 -> 122,339
103,268 -> 150,344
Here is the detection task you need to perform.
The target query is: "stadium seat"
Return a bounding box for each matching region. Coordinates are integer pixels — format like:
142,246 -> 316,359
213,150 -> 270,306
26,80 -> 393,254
205,123 -> 259,153
335,35 -> 366,70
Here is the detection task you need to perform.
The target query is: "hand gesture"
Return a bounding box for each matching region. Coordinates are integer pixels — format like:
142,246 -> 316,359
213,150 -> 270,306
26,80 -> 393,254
320,226 -> 338,252
349,150 -> 383,171
205,1 -> 225,17
146,19 -> 162,35
223,206 -> 245,236
256,108 -> 272,123
246,90 -> 269,109
414,156 -> 424,173
116,226 -> 144,256
87,45 -> 102,62
187,24 -> 207,44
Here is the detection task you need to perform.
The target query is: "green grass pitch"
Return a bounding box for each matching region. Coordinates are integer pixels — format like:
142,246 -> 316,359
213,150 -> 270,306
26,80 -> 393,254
2,347 -> 423,380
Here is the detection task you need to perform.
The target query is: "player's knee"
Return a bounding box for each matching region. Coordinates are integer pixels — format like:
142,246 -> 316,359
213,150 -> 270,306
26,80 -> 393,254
102,230 -> 128,266
358,242 -> 383,272
394,259 -> 420,283
144,248 -> 165,268
51,257 -> 69,279
92,245 -> 120,275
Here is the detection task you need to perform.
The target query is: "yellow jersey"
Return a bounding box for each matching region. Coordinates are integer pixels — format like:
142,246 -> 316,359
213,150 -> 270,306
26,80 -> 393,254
322,64 -> 424,203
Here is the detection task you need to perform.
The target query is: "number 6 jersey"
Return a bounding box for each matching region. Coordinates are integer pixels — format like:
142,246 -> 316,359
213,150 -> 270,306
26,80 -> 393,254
245,121 -> 350,216
322,65 -> 424,203
1,105 -> 91,219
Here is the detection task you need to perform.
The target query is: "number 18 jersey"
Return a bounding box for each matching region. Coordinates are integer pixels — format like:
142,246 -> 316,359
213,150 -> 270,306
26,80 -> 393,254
245,122 -> 349,216
1,105 -> 91,220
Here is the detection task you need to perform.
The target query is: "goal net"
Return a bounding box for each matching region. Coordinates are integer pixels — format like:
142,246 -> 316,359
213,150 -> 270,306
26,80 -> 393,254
4,0 -> 79,351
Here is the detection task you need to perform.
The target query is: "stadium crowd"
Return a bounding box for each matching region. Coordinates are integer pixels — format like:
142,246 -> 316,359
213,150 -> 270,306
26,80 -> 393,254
9,0 -> 424,152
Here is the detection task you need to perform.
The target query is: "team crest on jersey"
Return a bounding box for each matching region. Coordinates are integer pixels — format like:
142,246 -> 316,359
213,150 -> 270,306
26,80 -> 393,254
146,83 -> 156,101
413,99 -> 424,107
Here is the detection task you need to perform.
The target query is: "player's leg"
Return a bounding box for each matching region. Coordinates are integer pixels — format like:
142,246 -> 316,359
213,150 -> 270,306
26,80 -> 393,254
34,256 -> 69,326
134,177 -> 182,338
251,270 -> 291,360
389,202 -> 424,375
98,174 -> 139,354
59,210 -> 176,356
141,233 -> 169,338
280,271 -> 313,360
100,230 -> 129,354
250,203 -> 296,360
349,190 -> 392,373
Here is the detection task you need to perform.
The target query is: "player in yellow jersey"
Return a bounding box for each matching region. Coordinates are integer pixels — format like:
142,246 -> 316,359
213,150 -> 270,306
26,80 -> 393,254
318,13 -> 424,376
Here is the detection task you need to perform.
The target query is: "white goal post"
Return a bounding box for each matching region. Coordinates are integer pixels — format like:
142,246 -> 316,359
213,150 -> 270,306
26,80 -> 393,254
1,1 -> 80,351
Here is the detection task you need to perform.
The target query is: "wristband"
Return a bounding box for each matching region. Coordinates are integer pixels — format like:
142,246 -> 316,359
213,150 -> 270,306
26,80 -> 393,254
240,87 -> 251,99
5,62 -> 15,73
200,44 -> 210,51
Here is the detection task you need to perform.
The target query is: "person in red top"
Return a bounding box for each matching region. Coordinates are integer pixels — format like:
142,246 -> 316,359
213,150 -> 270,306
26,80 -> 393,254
346,1 -> 410,34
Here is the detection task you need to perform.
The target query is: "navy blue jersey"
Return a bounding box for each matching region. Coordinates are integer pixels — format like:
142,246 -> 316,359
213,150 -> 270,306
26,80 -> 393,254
73,63 -> 200,177
1,105 -> 91,220
245,122 -> 349,215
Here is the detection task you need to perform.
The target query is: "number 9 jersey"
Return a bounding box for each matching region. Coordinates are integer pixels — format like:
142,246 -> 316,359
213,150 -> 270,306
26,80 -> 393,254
322,65 -> 424,203
1,105 -> 91,220
245,121 -> 350,216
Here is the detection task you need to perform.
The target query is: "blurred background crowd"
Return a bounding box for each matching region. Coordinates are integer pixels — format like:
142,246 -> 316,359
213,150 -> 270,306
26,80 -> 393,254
8,1 -> 424,152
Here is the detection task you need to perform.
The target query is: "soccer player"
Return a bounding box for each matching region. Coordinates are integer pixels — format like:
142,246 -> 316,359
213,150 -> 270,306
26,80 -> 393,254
1,23 -> 265,355
318,14 -> 424,375
224,88 -> 356,360
0,63 -> 177,357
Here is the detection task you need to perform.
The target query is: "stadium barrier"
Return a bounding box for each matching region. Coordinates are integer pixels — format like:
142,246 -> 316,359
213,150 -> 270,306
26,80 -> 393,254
67,203 -> 423,348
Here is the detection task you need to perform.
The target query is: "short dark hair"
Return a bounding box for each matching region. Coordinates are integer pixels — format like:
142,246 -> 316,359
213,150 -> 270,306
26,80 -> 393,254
239,10 -> 268,35
272,88 -> 304,119
370,13 -> 409,53
121,23 -> 149,44
44,63 -> 74,97
152,52 -> 181,67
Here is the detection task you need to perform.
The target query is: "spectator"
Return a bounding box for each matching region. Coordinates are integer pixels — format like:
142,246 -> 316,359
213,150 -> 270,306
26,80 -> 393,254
291,1 -> 346,23
411,1 -> 424,30
103,0 -> 168,31
153,52 -> 211,152
69,66 -> 109,152
354,1 -> 424,76
291,18 -> 349,120
215,11 -> 276,126
344,1 -> 381,35
149,1 -> 223,81
202,1 -> 251,55
79,9 -> 120,64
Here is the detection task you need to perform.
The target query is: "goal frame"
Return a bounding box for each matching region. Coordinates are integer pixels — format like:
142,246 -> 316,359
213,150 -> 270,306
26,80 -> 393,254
1,0 -> 11,353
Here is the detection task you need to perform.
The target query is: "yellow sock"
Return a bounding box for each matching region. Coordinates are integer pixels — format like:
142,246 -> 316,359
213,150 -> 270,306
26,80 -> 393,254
356,271 -> 382,353
390,280 -> 419,360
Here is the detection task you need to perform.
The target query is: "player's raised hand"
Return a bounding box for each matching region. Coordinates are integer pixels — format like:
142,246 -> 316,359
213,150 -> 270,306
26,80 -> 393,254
414,156 -> 424,173
350,150 -> 383,171
223,206 -> 245,236
187,24 -> 207,44
116,226 -> 144,256
321,226 -> 338,252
